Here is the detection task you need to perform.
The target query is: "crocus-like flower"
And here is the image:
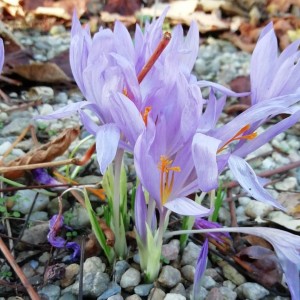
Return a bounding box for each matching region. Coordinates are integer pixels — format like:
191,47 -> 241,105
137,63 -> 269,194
250,23 -> 300,105
0,38 -> 4,73
193,238 -> 209,300
48,214 -> 80,261
32,168 -> 61,186
36,10 -> 202,174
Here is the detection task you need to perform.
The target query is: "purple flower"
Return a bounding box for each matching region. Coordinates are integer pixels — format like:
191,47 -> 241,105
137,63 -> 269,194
32,168 -> 61,186
194,218 -> 230,244
193,238 -> 209,300
48,214 -> 80,261
36,10 -> 200,174
250,23 -> 300,105
0,38 -> 4,73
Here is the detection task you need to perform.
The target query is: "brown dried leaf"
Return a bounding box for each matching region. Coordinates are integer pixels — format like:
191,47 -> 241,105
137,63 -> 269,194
2,127 -> 80,179
229,75 -> 251,106
243,235 -> 273,250
267,0 -> 299,14
104,0 -> 141,16
237,245 -> 283,287
100,11 -> 137,27
11,62 -> 71,83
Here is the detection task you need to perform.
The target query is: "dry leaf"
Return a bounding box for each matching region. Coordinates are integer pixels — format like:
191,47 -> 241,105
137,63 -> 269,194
104,0 -> 141,16
243,235 -> 273,250
237,245 -> 283,288
100,11 -> 137,27
11,62 -> 71,83
267,0 -> 299,14
268,211 -> 300,232
1,127 -> 80,179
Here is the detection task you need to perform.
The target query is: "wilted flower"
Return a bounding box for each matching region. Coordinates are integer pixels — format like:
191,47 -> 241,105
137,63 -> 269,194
32,168 -> 61,186
193,238 -> 209,300
48,214 -> 80,261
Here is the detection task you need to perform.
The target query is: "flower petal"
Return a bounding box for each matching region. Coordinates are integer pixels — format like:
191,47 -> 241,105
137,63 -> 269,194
192,133 -> 221,192
135,184 -> 147,244
228,155 -> 285,210
0,38 -> 4,73
164,197 -> 212,217
95,124 -> 120,174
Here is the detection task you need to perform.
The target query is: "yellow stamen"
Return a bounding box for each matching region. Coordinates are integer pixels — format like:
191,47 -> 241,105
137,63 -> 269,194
158,155 -> 181,205
217,124 -> 257,154
122,88 -> 128,97
142,106 -> 152,126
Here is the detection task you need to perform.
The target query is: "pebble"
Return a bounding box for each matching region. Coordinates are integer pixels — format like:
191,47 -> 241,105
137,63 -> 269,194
55,92 -> 69,103
84,256 -> 106,274
50,25 -> 67,35
29,86 -> 54,102
223,280 -> 236,290
261,157 -> 277,170
162,239 -> 180,261
39,284 -> 61,300
271,139 -> 290,153
47,197 -> 71,216
205,287 -> 224,300
59,292 -> 77,300
108,295 -> 123,300
170,283 -> 186,297
39,252 -> 50,264
181,242 -> 201,267
27,211 -> 49,222
164,293 -> 186,300
219,286 -> 237,300
98,282 -> 121,299
272,152 -> 290,165
120,268 -> 141,288
61,264 -> 80,288
244,200 -> 273,219
238,196 -> 251,206
19,222 -> 49,249
12,190 -> 49,214
158,265 -> 181,288
181,265 -> 195,282
186,285 -> 208,300
217,207 -> 231,226
201,275 -> 217,290
275,177 -> 297,191
134,283 -> 153,296
21,262 -> 36,278
71,272 -> 110,297
1,118 -> 32,136
114,260 -> 130,283
220,263 -> 246,285
147,288 -> 165,300
236,282 -> 269,300
65,204 -> 91,228
125,295 -> 141,300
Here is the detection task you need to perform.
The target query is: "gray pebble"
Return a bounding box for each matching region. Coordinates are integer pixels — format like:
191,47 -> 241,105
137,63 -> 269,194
108,295 -> 124,300
84,256 -> 106,274
39,284 -> 61,300
114,260 -> 130,283
120,268 -> 141,288
65,204 -> 90,228
181,265 -> 195,282
164,293 -> 186,300
162,239 -> 180,261
219,286 -> 237,300
236,282 -> 269,300
59,292 -> 77,300
1,118 -> 31,136
134,283 -> 153,296
186,284 -> 208,300
147,288 -> 165,300
98,282 -> 121,299
158,265 -> 181,288
181,242 -> 201,267
245,200 -> 273,219
125,295 -> 141,300
221,263 -> 246,286
170,282 -> 186,297
201,275 -> 217,290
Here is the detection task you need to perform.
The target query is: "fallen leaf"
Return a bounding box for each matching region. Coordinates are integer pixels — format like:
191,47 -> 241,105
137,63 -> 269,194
268,211 -> 300,232
11,62 -> 71,83
243,235 -> 273,250
237,245 -> 283,288
1,127 -> 80,179
229,75 -> 251,106
104,0 -> 141,16
100,11 -> 137,27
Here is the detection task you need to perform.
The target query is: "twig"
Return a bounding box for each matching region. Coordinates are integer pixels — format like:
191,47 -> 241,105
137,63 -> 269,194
4,100 -> 43,114
78,236 -> 85,300
0,237 -> 41,299
0,75 -> 22,86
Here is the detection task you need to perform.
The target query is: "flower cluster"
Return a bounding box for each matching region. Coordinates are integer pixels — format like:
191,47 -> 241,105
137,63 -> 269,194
1,8 -> 300,298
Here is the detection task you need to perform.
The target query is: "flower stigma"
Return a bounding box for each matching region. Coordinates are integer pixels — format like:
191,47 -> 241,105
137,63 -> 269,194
142,106 -> 152,126
158,155 -> 181,205
217,124 -> 257,154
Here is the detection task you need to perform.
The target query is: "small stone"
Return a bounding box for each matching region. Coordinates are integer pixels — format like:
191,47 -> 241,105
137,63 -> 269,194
219,286 -> 237,300
120,268 -> 141,288
27,211 -> 48,222
21,262 -> 36,278
72,272 -> 110,297
181,265 -> 195,282
164,293 -> 186,300
245,200 -> 273,219
50,25 -> 66,35
272,152 -> 290,165
275,177 -> 297,191
61,264 -> 80,288
84,257 -> 106,274
12,190 -> 49,214
158,265 -> 181,288
98,282 -> 121,299
133,253 -> 140,264
218,207 -> 231,226
170,283 -> 186,297
29,86 -> 54,102
39,284 -> 61,300
186,285 -> 207,300
55,92 -> 68,103
134,283 -> 153,296
65,204 -> 90,228
238,197 -> 251,206
47,197 -> 71,216
271,139 -> 290,153
19,223 -> 49,249
29,274 -> 43,285
201,275 -> 217,290
114,260 -> 130,283
2,118 -> 31,136
181,242 -> 201,267
147,288 -> 165,300
205,268 -> 223,282
125,295 -> 141,300
108,295 -> 123,300
261,157 -> 277,170
205,287 -> 223,300
221,263 -> 246,286
59,292 -> 77,300
39,252 -> 50,264
223,280 -> 236,290
236,282 -> 269,300
162,239 -> 180,261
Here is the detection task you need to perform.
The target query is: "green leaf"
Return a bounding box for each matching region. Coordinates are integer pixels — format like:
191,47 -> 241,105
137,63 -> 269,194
211,183 -> 226,222
12,211 -> 21,218
0,206 -> 7,213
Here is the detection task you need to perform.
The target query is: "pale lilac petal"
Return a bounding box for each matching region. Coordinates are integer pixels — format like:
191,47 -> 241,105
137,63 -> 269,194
250,23 -> 278,104
0,39 -> 4,73
71,10 -> 81,37
234,110 -> 300,158
198,81 -> 250,97
228,155 -> 285,210
192,133 -> 221,192
79,110 -> 99,135
164,197 -> 213,217
135,184 -> 147,244
95,124 -> 120,174
193,239 -> 209,300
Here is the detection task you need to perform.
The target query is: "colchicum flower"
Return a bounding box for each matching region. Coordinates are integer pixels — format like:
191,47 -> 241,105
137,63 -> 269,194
193,23 -> 300,210
36,9 -> 201,174
0,38 -> 4,72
